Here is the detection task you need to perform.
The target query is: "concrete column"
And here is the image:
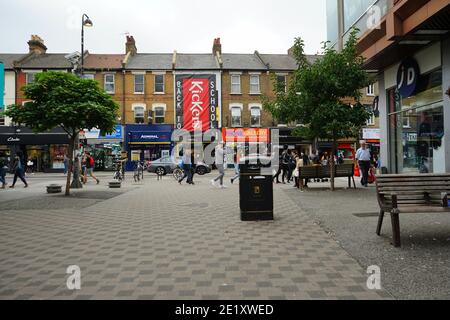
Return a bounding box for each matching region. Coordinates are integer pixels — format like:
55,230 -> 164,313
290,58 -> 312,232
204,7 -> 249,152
337,0 -> 345,51
377,74 -> 390,172
442,38 -> 450,173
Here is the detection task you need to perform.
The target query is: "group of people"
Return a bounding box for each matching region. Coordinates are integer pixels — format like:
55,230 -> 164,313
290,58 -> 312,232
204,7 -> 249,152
0,154 -> 29,189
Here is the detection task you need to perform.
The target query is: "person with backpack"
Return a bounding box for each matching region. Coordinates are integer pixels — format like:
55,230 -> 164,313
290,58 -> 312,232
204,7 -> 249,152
9,154 -> 28,189
83,151 -> 100,184
280,147 -> 291,184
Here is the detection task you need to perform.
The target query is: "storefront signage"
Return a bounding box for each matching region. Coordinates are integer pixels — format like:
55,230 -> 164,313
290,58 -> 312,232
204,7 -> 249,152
175,74 -> 220,132
397,57 -> 420,98
83,125 -> 122,139
128,131 -> 172,144
0,62 -> 4,109
7,137 -> 20,142
362,128 -> 381,140
222,128 -> 269,143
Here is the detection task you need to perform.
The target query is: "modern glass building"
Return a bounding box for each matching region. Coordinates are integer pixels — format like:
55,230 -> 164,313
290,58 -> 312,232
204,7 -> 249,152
326,0 -> 450,174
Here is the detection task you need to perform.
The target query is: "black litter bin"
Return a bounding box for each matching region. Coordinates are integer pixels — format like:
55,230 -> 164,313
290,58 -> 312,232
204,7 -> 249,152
239,156 -> 273,221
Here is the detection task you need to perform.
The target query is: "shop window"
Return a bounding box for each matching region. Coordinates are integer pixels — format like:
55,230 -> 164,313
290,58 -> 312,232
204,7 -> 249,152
134,74 -> 145,94
388,69 -> 444,174
249,75 -> 260,94
134,106 -> 145,124
104,74 -> 115,94
231,107 -> 241,127
250,106 -> 261,127
154,107 -> 165,124
155,74 -> 165,93
231,75 -> 241,94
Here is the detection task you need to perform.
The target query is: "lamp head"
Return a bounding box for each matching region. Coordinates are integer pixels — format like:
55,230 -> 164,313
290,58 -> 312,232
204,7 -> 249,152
83,16 -> 93,27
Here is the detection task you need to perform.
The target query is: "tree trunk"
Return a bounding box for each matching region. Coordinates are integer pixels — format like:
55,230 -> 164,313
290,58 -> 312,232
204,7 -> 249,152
65,138 -> 75,196
330,138 -> 337,191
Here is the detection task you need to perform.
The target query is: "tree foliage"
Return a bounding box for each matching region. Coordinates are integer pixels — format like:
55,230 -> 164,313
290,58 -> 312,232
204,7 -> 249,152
264,29 -> 373,190
4,71 -> 119,137
4,71 -> 119,195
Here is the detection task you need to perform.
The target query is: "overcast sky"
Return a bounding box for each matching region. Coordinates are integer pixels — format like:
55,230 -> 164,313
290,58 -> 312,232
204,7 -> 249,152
0,0 -> 326,55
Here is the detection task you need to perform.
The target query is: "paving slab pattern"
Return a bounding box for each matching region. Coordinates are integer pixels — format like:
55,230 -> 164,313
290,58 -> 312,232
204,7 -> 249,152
0,175 -> 390,300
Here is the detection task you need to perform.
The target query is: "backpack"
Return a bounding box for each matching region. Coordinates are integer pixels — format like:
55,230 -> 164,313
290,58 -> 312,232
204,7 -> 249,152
89,156 -> 95,167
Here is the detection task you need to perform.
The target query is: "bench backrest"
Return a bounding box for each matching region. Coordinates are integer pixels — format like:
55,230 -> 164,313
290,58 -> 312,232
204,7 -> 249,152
376,174 -> 450,206
298,164 -> 354,178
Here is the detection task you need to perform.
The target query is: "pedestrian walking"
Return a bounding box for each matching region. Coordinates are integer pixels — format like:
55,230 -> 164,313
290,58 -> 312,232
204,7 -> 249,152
356,140 -> 371,187
63,154 -> 69,175
178,148 -> 193,185
230,147 -> 242,184
83,152 -> 100,184
272,147 -> 284,184
0,157 -> 8,189
280,147 -> 291,184
211,142 -> 226,188
9,155 -> 28,188
26,159 -> 34,175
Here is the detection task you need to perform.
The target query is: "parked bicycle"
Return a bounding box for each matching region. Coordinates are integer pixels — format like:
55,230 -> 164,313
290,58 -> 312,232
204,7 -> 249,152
113,159 -> 125,181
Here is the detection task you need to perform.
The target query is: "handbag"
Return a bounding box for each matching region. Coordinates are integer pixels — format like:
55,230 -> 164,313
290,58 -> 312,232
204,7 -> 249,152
293,168 -> 299,178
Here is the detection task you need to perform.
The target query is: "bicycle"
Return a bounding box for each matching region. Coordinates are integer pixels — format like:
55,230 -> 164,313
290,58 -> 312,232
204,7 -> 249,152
133,161 -> 145,182
173,165 -> 184,181
113,160 -> 125,181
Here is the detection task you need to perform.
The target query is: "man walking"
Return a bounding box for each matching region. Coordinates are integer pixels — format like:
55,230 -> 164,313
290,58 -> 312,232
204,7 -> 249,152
356,140 -> 371,187
9,154 -> 28,188
211,142 -> 226,189
178,148 -> 193,185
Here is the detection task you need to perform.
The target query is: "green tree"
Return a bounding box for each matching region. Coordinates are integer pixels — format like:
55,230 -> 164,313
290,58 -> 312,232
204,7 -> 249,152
264,29 -> 372,191
4,71 -> 119,195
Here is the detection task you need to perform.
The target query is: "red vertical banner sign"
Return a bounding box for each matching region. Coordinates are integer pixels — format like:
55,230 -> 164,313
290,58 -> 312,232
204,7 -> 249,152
182,78 -> 210,132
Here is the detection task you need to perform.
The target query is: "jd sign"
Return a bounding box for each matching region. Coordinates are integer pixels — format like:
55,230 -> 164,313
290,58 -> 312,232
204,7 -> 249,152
397,57 -> 420,98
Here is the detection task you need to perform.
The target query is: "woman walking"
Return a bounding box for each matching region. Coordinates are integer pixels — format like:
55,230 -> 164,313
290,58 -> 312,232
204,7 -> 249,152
9,155 -> 28,188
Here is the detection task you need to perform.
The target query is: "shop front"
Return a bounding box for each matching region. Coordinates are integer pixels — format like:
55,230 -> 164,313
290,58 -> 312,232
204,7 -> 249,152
380,42 -> 448,174
0,126 -> 70,172
125,124 -> 174,171
270,127 -> 313,156
317,139 -> 356,163
223,128 -> 270,165
362,128 -> 381,160
81,125 -> 123,171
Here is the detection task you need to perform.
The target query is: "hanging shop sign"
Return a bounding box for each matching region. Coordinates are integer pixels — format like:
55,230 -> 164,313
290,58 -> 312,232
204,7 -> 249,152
362,128 -> 381,140
175,74 -> 220,132
397,57 -> 420,98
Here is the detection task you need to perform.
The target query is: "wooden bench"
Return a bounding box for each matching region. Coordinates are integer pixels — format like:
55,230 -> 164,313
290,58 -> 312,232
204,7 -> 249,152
376,174 -> 450,247
298,164 -> 356,189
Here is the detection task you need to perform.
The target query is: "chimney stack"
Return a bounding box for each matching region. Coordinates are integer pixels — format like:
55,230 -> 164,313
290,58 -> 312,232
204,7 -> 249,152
126,35 -> 137,55
212,38 -> 222,55
28,35 -> 47,54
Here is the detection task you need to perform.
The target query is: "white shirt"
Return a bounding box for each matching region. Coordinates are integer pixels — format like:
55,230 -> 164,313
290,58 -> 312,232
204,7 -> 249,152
356,148 -> 371,161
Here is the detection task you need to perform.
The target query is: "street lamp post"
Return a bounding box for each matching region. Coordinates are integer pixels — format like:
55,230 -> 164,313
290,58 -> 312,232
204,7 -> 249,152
71,14 -> 93,189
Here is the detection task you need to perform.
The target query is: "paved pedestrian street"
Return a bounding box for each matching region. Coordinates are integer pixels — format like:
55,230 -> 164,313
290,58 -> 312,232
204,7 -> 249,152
0,174 -> 391,300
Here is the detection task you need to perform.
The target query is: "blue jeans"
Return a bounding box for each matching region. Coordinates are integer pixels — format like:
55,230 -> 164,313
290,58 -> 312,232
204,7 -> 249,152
0,169 -> 6,186
179,164 -> 192,183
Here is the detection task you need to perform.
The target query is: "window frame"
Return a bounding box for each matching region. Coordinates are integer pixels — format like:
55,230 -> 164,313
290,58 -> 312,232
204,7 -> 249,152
154,74 -> 165,94
249,74 -> 261,95
230,105 -> 242,128
230,74 -> 241,94
276,74 -> 287,93
249,105 -> 262,127
104,73 -> 115,94
134,74 -> 145,94
153,104 -> 166,124
132,104 -> 146,124
367,84 -> 375,96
